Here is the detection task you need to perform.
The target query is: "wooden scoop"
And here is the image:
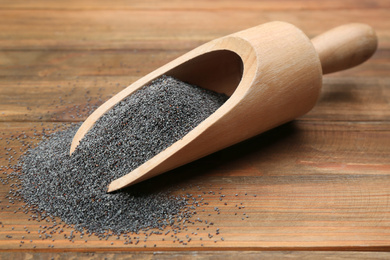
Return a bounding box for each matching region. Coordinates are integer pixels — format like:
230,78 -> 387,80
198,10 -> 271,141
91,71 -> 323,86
70,22 -> 377,192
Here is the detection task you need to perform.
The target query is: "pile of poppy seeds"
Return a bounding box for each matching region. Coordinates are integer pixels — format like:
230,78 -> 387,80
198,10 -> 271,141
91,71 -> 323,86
2,75 -> 240,247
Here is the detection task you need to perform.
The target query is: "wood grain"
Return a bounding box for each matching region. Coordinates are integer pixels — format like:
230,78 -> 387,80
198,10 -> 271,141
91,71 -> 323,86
1,51 -> 389,122
0,0 -> 390,256
2,0 -> 390,11
0,9 -> 389,50
2,251 -> 390,260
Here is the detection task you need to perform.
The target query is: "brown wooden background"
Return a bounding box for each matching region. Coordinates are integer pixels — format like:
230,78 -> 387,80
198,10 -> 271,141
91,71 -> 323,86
1,0 -> 390,258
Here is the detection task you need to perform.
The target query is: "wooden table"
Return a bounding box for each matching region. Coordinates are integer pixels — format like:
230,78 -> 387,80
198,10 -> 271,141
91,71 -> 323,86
1,0 -> 390,258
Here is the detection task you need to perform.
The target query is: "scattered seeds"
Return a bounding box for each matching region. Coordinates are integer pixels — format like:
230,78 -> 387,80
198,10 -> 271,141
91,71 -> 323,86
6,75 -> 229,242
1,75 -> 256,248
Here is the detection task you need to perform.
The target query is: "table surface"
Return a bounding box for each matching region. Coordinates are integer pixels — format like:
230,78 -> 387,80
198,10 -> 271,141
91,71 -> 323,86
1,0 -> 390,258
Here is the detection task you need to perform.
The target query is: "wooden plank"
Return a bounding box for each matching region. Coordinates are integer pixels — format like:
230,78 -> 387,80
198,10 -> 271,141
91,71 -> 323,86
2,251 -> 390,259
1,77 -> 390,122
304,77 -> 390,121
0,9 -> 389,50
1,50 -> 387,81
0,49 -> 389,122
0,50 -> 387,79
1,121 -> 390,250
0,50 -> 181,78
1,0 -> 390,11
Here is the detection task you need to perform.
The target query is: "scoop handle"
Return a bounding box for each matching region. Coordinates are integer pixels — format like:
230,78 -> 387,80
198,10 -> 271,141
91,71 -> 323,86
311,23 -> 378,75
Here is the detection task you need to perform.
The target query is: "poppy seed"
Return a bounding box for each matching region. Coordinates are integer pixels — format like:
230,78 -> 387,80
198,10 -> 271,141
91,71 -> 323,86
17,75 -> 228,239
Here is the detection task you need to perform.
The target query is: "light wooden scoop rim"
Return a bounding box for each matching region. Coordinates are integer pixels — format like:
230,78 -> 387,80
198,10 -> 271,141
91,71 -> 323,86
69,22 -> 377,192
